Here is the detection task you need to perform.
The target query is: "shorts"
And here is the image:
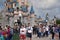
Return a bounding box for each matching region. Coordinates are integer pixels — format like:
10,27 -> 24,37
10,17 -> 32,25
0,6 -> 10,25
27,33 -> 32,38
20,34 -> 26,39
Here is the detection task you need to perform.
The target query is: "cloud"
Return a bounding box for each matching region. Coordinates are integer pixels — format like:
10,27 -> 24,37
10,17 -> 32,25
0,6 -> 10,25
29,0 -> 60,19
0,0 -> 60,19
30,0 -> 60,9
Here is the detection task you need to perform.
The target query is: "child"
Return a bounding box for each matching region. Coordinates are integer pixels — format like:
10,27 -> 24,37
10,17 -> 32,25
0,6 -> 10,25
20,25 -> 26,40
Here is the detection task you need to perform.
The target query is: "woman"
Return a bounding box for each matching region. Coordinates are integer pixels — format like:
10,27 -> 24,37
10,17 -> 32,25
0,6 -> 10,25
20,25 -> 26,40
0,26 -> 4,40
2,28 -> 8,40
38,26 -> 41,38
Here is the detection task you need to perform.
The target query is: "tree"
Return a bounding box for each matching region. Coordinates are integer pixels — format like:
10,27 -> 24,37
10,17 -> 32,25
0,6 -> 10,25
56,19 -> 60,24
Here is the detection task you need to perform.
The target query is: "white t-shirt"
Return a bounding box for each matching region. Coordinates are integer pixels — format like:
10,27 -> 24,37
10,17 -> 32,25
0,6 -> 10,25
53,27 -> 55,32
39,28 -> 41,32
27,27 -> 33,33
20,28 -> 26,35
45,26 -> 49,31
43,26 -> 46,32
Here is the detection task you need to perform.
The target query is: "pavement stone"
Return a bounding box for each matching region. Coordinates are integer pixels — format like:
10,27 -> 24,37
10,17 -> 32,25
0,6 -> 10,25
26,35 -> 59,40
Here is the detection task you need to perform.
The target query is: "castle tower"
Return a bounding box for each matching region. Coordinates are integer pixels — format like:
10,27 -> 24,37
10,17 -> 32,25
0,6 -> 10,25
45,13 -> 49,25
54,16 -> 56,24
30,5 -> 35,17
45,13 -> 49,22
29,5 -> 35,26
17,0 -> 28,5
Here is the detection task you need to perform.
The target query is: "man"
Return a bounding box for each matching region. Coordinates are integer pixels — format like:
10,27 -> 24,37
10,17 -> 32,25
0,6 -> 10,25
45,25 -> 49,37
17,19 -> 22,27
51,25 -> 55,40
26,23 -> 33,40
58,24 -> 60,40
38,26 -> 41,38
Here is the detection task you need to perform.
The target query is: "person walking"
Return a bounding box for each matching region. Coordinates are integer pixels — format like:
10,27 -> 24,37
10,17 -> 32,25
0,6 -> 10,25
33,25 -> 37,35
58,24 -> 60,40
51,25 -> 55,40
38,26 -> 41,38
20,25 -> 26,40
0,26 -> 4,40
9,27 -> 13,40
26,23 -> 33,40
45,25 -> 49,37
43,25 -> 46,37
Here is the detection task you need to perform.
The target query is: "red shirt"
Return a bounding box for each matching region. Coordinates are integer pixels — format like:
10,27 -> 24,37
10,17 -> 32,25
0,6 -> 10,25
7,28 -> 10,36
2,31 -> 7,35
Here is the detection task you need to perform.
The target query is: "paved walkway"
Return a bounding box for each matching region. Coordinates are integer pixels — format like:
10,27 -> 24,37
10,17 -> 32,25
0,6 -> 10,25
26,35 -> 59,40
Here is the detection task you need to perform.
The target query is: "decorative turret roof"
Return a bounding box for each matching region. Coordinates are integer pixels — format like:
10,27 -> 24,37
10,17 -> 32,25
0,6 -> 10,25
45,13 -> 49,20
12,0 -> 18,3
30,5 -> 34,14
39,16 -> 41,19
20,5 -> 28,12
8,8 -> 14,13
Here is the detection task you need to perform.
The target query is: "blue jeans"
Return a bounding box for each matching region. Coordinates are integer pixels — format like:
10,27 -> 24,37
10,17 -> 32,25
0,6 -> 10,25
5,37 -> 9,40
38,32 -> 41,37
36,28 -> 39,37
5,34 -> 13,40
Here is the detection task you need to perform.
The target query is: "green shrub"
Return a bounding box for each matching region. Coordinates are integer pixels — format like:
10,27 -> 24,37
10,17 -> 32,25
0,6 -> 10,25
13,33 -> 19,40
56,20 -> 60,24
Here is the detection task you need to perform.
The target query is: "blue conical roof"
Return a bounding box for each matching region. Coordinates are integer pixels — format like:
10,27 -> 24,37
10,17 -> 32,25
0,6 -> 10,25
13,0 -> 16,2
30,5 -> 34,14
39,16 -> 41,19
13,0 -> 18,3
20,5 -> 28,12
8,8 -> 14,13
45,13 -> 49,20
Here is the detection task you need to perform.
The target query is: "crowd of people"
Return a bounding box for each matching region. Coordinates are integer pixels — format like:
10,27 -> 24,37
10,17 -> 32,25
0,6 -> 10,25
33,24 -> 60,40
0,25 -> 13,40
0,22 -> 60,40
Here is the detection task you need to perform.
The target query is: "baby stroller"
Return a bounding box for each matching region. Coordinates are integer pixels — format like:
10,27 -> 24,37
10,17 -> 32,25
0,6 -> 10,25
0,35 -> 4,40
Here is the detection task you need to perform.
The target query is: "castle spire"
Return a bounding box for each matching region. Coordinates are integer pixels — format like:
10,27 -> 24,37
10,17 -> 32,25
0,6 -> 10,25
30,5 -> 34,14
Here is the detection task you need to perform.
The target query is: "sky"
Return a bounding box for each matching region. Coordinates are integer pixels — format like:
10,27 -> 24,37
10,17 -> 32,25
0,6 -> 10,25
0,0 -> 60,19
28,0 -> 60,19
0,0 -> 6,12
